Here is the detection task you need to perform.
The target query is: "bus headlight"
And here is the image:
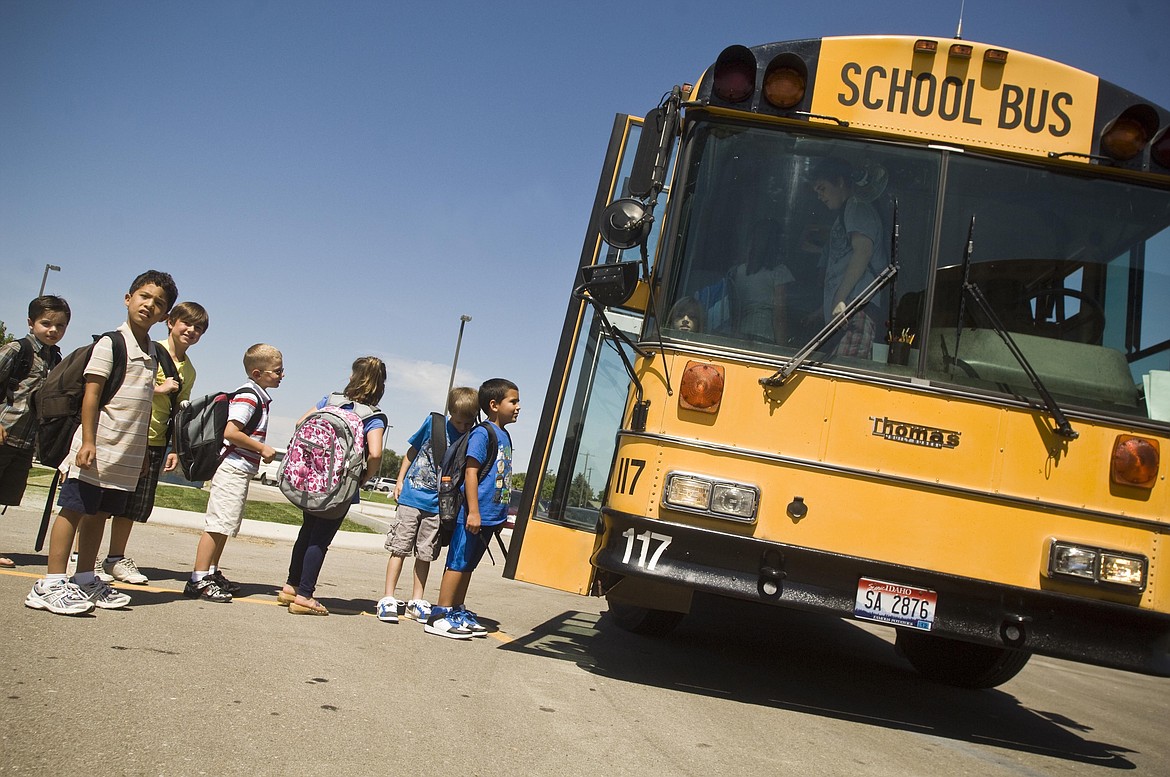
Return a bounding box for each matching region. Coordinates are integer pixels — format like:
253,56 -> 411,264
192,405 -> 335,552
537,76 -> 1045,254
663,472 -> 759,523
711,484 -> 757,519
1048,540 -> 1147,591
663,475 -> 712,510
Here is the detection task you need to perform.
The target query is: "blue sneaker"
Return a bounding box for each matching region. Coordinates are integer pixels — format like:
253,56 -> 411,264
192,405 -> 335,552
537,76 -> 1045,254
403,599 -> 432,622
452,605 -> 488,637
423,607 -> 473,640
376,596 -> 401,623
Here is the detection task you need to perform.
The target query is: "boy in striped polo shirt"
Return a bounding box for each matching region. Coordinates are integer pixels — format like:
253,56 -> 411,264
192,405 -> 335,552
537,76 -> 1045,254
184,343 -> 283,602
25,271 -> 178,616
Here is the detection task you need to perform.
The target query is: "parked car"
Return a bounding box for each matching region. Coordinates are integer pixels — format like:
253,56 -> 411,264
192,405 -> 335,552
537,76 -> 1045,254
362,477 -> 396,493
253,448 -> 286,486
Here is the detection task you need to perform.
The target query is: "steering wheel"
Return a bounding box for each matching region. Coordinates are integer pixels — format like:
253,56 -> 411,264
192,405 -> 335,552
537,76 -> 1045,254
1024,287 -> 1106,343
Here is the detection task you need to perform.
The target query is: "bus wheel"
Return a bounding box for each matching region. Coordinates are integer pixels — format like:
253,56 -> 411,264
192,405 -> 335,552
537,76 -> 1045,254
259,474 -> 269,486
607,600 -> 685,637
895,630 -> 1032,689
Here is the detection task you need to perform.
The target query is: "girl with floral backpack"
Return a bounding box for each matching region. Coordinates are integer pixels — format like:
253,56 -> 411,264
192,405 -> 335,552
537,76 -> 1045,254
278,356 -> 387,615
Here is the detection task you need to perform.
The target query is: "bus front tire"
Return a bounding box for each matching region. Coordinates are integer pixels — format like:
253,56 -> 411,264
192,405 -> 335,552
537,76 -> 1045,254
896,630 -> 1032,689
606,600 -> 685,637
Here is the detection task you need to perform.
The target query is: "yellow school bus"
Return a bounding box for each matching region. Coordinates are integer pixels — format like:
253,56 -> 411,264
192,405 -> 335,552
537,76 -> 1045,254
504,34 -> 1170,688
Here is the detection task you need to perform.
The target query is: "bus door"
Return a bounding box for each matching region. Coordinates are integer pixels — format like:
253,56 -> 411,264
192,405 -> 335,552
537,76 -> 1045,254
504,114 -> 666,594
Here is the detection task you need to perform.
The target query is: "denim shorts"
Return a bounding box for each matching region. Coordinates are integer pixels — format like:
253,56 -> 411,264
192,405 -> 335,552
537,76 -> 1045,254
57,477 -> 131,517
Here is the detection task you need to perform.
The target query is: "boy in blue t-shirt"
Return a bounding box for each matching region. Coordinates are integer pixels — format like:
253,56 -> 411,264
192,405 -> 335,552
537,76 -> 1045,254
424,378 -> 520,639
376,386 -> 478,624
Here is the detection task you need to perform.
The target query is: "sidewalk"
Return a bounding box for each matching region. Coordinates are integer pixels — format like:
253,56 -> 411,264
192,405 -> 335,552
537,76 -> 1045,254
16,488 -> 394,552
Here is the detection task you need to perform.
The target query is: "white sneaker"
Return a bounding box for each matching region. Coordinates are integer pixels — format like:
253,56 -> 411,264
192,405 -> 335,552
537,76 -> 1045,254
103,556 -> 148,585
376,596 -> 401,623
25,579 -> 95,615
74,577 -> 131,609
95,565 -> 115,584
403,599 -> 432,622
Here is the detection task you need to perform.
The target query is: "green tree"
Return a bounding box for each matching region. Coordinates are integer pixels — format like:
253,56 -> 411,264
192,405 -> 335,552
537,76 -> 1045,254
569,472 -> 594,506
0,320 -> 14,346
379,448 -> 402,480
514,470 -> 557,500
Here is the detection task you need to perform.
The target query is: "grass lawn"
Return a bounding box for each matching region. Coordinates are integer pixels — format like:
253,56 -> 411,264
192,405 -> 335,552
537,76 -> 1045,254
24,466 -> 377,534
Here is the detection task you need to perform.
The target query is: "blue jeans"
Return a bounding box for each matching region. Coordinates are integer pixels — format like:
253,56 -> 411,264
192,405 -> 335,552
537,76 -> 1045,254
286,511 -> 344,598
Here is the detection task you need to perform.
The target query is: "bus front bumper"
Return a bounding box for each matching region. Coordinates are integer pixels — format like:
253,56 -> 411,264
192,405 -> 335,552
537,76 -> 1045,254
592,509 -> 1170,678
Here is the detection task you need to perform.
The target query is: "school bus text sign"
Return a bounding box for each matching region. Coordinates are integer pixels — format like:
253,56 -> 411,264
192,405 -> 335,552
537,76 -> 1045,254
812,37 -> 1098,159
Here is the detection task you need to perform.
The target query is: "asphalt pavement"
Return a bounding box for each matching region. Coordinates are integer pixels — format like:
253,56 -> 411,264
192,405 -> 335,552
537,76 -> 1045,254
3,489 -> 1169,777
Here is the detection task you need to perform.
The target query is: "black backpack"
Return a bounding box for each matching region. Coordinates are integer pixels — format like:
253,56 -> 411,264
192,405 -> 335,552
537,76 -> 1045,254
172,387 -> 263,482
33,332 -> 127,469
1,337 -> 36,406
436,420 -> 498,547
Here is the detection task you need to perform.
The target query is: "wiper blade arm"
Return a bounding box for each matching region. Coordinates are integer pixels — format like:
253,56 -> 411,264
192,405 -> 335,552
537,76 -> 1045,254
952,215 -> 1077,440
961,280 -> 1078,439
760,262 -> 898,387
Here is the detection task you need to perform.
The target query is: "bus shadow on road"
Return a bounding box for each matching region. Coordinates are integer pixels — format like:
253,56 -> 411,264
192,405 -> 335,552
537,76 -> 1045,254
500,593 -> 1138,769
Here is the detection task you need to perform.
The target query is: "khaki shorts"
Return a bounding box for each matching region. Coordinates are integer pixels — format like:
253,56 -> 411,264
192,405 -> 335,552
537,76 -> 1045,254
384,504 -> 441,562
203,462 -> 251,537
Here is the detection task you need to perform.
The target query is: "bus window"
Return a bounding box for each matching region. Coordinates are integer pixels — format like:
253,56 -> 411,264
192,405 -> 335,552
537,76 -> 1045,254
925,154 -> 1170,417
658,124 -> 937,373
540,308 -> 640,531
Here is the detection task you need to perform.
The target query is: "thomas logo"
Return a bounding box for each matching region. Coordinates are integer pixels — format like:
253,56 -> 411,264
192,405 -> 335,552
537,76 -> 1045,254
870,416 -> 961,449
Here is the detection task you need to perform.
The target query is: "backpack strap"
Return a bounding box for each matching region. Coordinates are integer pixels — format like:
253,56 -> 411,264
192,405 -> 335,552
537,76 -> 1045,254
2,337 -> 35,406
153,345 -> 181,443
430,412 -> 448,469
96,331 -> 128,407
236,387 -> 265,436
473,421 -> 498,484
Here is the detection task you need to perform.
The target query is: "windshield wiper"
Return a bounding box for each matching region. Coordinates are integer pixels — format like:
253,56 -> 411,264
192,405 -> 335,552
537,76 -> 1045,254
761,199 -> 900,388
951,216 -> 1078,440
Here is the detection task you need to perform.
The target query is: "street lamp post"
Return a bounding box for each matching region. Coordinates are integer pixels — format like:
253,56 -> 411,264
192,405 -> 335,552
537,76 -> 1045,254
39,264 -> 61,296
445,315 -> 472,413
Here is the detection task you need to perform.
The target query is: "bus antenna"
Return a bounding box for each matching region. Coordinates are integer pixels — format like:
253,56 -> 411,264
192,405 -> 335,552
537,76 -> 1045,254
955,0 -> 965,39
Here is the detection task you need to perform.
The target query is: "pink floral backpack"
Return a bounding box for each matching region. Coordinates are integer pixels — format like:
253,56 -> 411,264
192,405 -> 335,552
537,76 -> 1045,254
277,393 -> 385,519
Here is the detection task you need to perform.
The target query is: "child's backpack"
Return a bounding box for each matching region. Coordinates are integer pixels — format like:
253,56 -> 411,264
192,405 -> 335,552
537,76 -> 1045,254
436,420 -> 498,546
172,387 -> 263,482
33,332 -> 128,469
278,393 -> 385,520
1,337 -> 35,406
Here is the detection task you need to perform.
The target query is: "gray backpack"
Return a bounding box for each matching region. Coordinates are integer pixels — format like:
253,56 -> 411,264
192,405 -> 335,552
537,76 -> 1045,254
277,393 -> 385,520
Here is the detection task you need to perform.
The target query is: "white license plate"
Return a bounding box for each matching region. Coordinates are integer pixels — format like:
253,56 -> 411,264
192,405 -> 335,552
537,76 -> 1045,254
854,577 -> 937,631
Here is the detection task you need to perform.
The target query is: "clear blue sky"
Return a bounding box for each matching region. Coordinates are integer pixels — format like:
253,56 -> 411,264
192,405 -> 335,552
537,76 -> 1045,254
3,0 -> 1167,465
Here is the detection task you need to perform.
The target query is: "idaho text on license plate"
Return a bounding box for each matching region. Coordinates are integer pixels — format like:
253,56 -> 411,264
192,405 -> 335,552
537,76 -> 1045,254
854,577 -> 937,631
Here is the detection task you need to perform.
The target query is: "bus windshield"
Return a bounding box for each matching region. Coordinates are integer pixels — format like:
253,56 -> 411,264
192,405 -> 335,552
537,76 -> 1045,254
660,119 -> 1170,422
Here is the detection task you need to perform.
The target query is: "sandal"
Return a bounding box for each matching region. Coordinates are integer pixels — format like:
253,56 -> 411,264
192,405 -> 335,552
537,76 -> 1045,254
276,590 -> 296,605
0,557 -> 15,568
288,599 -> 329,616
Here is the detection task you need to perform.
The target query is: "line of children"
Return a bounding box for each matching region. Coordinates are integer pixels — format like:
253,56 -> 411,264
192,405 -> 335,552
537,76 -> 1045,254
24,271 -> 178,615
6,281 -> 522,636
0,296 -> 71,568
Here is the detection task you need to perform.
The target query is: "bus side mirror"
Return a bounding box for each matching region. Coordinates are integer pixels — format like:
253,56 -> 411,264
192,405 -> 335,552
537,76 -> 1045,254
598,198 -> 651,250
